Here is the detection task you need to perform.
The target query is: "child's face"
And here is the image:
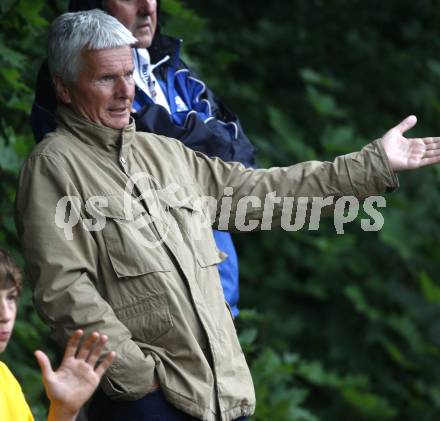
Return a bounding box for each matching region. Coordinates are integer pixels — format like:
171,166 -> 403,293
0,287 -> 18,353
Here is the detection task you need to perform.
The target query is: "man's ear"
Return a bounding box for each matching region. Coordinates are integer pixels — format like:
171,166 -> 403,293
53,75 -> 72,104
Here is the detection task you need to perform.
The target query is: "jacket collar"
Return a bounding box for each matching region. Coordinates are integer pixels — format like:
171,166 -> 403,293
56,104 -> 136,153
149,33 -> 182,67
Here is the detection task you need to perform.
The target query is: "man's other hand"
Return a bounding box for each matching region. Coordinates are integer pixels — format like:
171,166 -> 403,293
382,115 -> 440,171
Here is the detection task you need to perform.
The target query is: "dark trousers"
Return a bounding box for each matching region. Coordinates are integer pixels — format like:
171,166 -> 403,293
87,388 -> 248,421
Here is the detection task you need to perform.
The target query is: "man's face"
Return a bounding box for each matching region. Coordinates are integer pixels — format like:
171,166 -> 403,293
0,287 -> 18,353
59,46 -> 135,129
105,0 -> 158,49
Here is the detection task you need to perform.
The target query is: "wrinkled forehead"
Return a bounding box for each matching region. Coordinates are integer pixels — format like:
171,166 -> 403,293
78,45 -> 134,74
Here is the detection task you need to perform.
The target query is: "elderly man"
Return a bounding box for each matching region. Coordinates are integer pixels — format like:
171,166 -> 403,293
17,9 -> 440,421
31,0 -> 256,318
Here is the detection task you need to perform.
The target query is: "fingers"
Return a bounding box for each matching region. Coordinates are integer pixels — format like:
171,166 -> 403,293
87,334 -> 108,367
423,149 -> 440,158
420,155 -> 440,167
34,350 -> 53,379
76,331 -> 99,361
394,115 -> 417,134
95,351 -> 116,378
410,138 -> 440,157
63,329 -> 84,360
423,138 -> 440,149
63,330 -> 115,374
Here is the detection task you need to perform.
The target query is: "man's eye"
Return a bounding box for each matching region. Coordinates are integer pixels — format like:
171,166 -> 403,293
7,293 -> 18,302
100,75 -> 114,82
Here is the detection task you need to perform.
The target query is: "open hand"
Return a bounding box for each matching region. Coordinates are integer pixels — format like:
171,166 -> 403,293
381,115 -> 440,171
35,330 -> 115,420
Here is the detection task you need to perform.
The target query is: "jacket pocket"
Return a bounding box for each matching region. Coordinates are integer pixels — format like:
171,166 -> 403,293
113,292 -> 173,344
98,194 -> 172,278
161,194 -> 224,268
196,244 -> 225,268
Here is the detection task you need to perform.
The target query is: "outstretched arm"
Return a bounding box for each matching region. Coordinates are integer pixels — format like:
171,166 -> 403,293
34,330 -> 115,421
381,115 -> 440,171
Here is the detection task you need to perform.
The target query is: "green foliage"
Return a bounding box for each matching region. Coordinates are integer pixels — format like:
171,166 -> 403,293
160,0 -> 205,46
184,0 -> 440,419
2,0 -> 440,420
0,1 -> 67,419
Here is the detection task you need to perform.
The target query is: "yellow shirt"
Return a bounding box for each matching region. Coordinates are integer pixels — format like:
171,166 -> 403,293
0,361 -> 34,421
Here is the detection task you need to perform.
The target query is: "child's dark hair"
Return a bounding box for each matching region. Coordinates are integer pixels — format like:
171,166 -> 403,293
0,249 -> 22,294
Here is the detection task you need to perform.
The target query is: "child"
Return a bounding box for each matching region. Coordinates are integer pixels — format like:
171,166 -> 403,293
0,248 -> 115,420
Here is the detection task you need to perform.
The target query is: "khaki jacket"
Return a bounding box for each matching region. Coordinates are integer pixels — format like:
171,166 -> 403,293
16,106 -> 398,420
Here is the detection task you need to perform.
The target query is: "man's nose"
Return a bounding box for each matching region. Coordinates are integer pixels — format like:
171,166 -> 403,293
138,0 -> 156,15
115,76 -> 134,98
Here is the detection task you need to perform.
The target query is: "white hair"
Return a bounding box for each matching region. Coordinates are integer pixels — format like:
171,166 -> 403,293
48,9 -> 137,83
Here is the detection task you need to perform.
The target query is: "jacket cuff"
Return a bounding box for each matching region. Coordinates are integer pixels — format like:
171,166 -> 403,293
373,137 -> 400,192
102,351 -> 156,401
344,138 -> 399,197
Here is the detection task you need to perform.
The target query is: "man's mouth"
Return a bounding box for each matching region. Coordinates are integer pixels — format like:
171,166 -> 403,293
109,106 -> 129,114
137,21 -> 151,31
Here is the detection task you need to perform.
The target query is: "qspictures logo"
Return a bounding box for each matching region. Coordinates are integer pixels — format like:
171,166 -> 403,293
54,172 -> 386,247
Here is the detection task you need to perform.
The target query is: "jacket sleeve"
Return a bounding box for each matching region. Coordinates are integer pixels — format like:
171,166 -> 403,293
175,138 -> 398,231
15,154 -> 156,401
